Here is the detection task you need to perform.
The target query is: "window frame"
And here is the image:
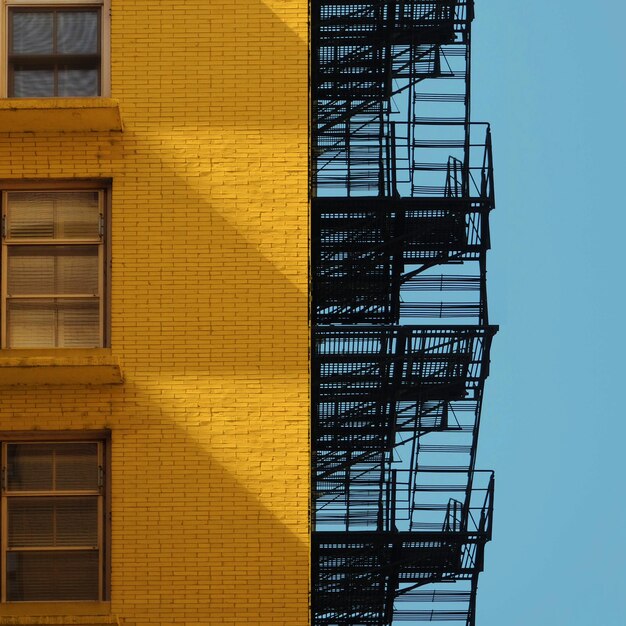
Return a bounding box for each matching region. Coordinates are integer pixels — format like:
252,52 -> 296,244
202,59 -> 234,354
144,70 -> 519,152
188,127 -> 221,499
0,430 -> 111,604
0,180 -> 111,350
0,0 -> 111,99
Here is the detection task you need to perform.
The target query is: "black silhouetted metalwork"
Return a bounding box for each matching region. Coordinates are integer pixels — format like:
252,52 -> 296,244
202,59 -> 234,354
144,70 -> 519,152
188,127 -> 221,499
311,1 -> 496,624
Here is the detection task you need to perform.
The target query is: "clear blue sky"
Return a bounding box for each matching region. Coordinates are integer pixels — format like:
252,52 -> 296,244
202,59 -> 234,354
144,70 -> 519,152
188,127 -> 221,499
471,1 -> 626,624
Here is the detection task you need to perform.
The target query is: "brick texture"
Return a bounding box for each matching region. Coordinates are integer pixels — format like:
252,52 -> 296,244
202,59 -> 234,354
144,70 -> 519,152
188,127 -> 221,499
0,1 -> 309,624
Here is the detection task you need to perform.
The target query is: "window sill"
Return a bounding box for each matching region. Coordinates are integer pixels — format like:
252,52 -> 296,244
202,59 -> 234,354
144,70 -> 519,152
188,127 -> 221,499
0,349 -> 123,386
0,617 -> 117,625
0,98 -> 122,133
0,601 -> 113,621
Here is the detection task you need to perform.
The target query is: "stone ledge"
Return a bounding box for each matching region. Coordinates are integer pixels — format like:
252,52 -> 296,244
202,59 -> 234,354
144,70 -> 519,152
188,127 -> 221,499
0,601 -> 116,623
0,349 -> 123,386
0,618 -> 119,625
0,98 -> 122,132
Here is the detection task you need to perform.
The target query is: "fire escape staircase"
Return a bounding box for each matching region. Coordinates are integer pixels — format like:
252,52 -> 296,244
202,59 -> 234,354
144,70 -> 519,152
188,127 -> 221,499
311,1 -> 496,624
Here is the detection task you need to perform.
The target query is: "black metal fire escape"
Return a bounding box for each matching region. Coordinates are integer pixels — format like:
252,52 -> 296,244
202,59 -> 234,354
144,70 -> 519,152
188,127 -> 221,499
311,1 -> 497,624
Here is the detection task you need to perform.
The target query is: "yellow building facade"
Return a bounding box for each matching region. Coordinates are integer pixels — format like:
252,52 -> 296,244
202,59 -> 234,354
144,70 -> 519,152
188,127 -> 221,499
0,1 -> 309,625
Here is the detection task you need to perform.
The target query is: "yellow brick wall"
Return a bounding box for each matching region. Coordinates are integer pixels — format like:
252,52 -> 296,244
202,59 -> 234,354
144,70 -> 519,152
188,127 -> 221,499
0,1 -> 309,625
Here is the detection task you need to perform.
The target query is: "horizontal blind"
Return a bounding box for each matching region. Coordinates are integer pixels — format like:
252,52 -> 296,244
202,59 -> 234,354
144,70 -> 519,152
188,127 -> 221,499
3,442 -> 102,602
6,192 -> 100,240
10,12 -> 53,55
5,302 -> 56,348
12,69 -> 54,98
7,442 -> 99,492
8,497 -> 98,547
7,299 -> 100,348
8,246 -> 99,295
4,191 -> 104,348
9,9 -> 100,98
6,551 -> 99,601
59,69 -> 99,97
57,11 -> 99,54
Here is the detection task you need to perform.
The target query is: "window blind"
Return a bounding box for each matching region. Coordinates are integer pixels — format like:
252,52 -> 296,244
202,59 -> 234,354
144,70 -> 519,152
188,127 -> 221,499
3,442 -> 103,602
4,191 -> 104,348
10,12 -> 53,55
7,299 -> 101,348
8,497 -> 98,547
12,70 -> 55,98
7,442 -> 99,491
6,551 -> 99,601
57,12 -> 99,55
7,192 -> 100,240
9,9 -> 100,98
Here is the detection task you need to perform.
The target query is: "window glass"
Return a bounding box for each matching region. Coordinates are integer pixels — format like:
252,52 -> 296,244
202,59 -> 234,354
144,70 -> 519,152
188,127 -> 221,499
57,11 -> 98,54
2,189 -> 105,349
58,68 -> 99,96
12,68 -> 54,97
7,191 -> 100,240
10,12 -> 53,55
8,246 -> 100,295
7,442 -> 99,491
8,8 -> 101,97
8,497 -> 98,547
3,440 -> 104,601
7,298 -> 101,348
6,551 -> 100,601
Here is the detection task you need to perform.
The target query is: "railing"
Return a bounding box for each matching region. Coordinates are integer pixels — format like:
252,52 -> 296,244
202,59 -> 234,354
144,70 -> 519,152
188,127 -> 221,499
315,325 -> 497,402
314,468 -> 493,534
312,0 -> 474,196
413,123 -> 494,202
445,156 -> 463,197
444,470 -> 493,536
315,122 -> 494,202
480,125 -> 495,209
315,267 -> 487,325
314,0 -> 473,38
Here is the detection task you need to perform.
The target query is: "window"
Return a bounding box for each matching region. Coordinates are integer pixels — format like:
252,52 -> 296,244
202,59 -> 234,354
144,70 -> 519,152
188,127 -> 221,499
1,0 -> 110,98
0,434 -> 109,602
1,184 -> 109,349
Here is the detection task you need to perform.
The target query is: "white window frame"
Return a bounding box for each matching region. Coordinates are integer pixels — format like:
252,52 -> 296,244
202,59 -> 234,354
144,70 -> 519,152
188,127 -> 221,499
0,181 -> 109,349
0,0 -> 111,98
